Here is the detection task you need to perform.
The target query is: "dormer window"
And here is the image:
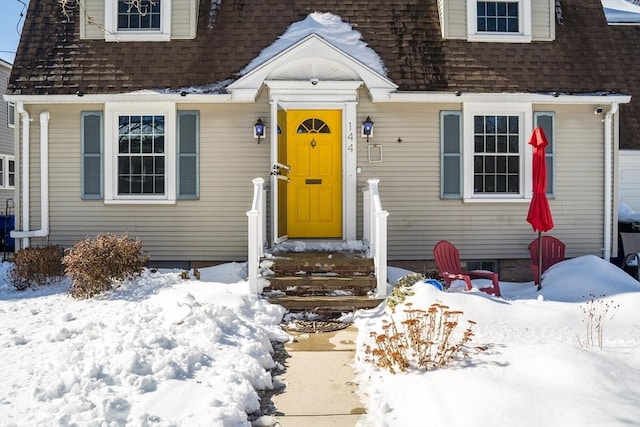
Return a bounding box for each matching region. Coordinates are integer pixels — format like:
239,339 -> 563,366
477,2 -> 519,33
117,0 -> 161,31
467,0 -> 532,43
105,0 -> 172,42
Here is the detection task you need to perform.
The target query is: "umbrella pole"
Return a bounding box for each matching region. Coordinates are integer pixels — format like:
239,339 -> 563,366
537,231 -> 543,291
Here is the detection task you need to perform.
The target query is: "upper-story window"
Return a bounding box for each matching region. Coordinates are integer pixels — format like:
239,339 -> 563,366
105,0 -> 172,42
117,0 -> 161,31
467,0 -> 532,43
477,2 -> 519,33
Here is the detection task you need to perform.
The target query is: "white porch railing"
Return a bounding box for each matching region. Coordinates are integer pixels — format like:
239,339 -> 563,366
247,178 -> 266,293
363,178 -> 389,298
248,177 -> 388,297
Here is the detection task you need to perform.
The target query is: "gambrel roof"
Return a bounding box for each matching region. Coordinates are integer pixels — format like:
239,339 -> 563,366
7,0 -> 639,148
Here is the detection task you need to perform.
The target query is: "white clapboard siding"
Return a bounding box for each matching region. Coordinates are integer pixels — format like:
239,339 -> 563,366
438,0 -> 467,39
18,99 -> 609,264
21,101 -> 271,261
356,100 -> 606,261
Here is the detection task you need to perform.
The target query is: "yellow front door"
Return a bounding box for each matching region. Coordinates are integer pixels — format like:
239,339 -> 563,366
286,110 -> 342,238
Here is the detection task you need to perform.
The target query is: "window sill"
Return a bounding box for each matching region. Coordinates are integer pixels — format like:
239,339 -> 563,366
467,34 -> 533,43
463,197 -> 531,203
104,198 -> 177,205
105,32 -> 171,42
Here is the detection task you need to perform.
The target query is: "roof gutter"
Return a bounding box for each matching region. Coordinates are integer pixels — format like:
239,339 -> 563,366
4,92 -> 631,105
3,92 -> 234,104
11,104 -> 50,246
386,92 -> 631,105
603,103 -> 619,262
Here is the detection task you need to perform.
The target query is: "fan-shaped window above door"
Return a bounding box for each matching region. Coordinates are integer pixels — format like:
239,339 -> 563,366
296,118 -> 331,134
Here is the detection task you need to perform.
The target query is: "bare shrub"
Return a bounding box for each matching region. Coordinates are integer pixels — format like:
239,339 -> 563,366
10,245 -> 66,290
364,302 -> 476,374
578,293 -> 620,350
63,233 -> 149,299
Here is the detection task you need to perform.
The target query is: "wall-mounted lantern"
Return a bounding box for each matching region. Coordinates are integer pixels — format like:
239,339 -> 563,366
361,116 -> 374,142
254,118 -> 265,144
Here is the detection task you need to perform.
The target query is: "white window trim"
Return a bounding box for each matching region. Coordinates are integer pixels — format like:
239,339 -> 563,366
104,102 -> 177,204
462,102 -> 533,202
7,101 -> 15,128
0,156 -> 15,189
104,0 -> 172,42
467,0 -> 533,43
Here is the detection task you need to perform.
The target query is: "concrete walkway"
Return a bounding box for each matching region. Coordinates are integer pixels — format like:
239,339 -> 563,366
271,326 -> 365,426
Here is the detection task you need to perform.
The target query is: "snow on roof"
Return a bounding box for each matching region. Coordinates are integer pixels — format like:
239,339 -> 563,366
601,0 -> 640,24
240,12 -> 387,76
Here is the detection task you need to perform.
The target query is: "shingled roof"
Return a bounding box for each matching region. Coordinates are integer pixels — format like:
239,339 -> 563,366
7,0 -> 639,148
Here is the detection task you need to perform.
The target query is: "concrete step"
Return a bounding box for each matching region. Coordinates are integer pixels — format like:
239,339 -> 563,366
266,275 -> 376,296
267,295 -> 384,312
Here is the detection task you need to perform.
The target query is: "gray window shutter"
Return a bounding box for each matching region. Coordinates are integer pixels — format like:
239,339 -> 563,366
177,111 -> 199,200
535,112 -> 554,195
81,112 -> 103,199
441,111 -> 462,199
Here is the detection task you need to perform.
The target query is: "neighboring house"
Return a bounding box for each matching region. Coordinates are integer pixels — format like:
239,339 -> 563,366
0,59 -> 16,254
4,0 -> 639,279
602,0 -> 640,213
0,59 -> 15,213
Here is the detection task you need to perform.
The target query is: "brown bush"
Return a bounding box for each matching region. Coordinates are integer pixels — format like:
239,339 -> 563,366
63,233 -> 149,299
10,245 -> 66,290
364,303 -> 476,374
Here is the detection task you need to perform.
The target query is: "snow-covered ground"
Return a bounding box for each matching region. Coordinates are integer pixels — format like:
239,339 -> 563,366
355,255 -> 640,427
0,263 -> 288,427
1,255 -> 639,426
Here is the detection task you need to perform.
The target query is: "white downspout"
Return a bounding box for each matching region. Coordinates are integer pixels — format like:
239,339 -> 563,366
11,108 -> 50,245
603,103 -> 619,262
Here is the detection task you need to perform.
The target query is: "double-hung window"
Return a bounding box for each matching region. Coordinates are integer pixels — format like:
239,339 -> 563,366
441,103 -> 539,202
117,114 -> 166,195
105,0 -> 172,41
85,104 -> 198,203
472,114 -> 521,194
464,104 -> 531,200
104,103 -> 176,203
467,0 -> 532,42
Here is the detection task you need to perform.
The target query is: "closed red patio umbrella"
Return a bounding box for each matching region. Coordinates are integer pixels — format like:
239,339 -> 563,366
527,127 -> 554,290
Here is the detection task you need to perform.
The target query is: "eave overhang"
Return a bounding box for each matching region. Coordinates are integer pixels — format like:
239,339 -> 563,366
4,92 -> 631,106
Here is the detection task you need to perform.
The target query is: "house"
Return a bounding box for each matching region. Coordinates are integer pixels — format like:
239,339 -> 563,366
4,0 -> 639,283
0,59 -> 16,252
602,0 -> 640,213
